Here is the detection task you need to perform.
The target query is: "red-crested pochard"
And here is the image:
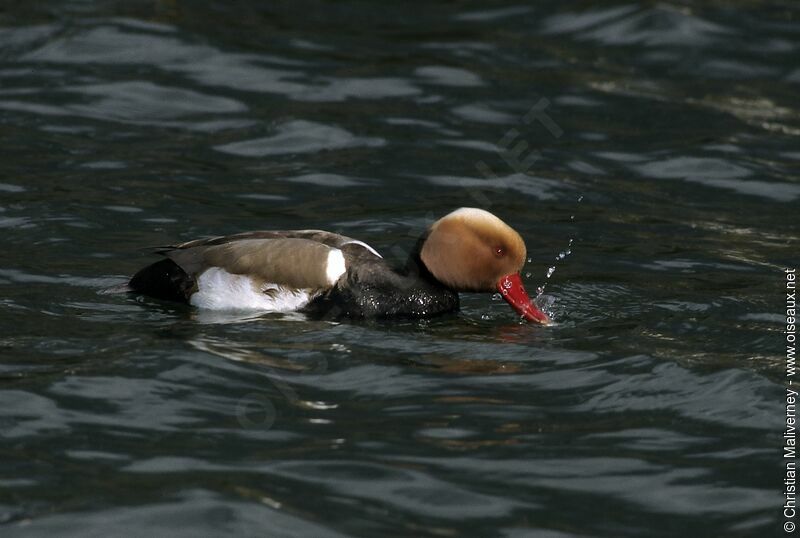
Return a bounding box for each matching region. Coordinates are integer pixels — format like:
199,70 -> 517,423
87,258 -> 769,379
128,208 -> 551,324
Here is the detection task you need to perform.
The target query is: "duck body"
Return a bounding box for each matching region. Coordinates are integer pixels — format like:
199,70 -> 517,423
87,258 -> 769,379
130,229 -> 458,319
129,208 -> 550,324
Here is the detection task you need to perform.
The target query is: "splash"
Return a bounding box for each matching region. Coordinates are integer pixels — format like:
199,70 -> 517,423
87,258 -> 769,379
525,195 -> 582,321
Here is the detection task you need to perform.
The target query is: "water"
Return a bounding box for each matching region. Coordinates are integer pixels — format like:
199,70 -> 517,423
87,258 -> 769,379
0,2 -> 796,536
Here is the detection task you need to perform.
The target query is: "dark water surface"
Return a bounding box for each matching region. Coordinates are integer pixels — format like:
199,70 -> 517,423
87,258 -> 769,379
1,1 -> 797,536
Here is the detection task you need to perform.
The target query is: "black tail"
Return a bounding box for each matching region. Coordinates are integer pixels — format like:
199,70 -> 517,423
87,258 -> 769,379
129,259 -> 195,303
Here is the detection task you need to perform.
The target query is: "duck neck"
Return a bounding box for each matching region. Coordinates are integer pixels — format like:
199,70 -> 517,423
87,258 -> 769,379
402,232 -> 442,286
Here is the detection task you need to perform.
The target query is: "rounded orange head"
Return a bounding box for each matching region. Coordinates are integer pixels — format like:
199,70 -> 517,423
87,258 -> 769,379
420,208 -> 550,324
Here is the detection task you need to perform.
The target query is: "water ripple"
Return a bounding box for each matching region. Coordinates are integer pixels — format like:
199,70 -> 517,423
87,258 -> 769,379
215,120 -> 385,157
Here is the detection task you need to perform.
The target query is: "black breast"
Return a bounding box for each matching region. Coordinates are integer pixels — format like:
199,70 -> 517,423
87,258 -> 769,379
303,257 -> 459,320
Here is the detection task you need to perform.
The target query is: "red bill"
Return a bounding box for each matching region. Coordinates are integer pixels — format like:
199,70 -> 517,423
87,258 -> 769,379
497,273 -> 551,325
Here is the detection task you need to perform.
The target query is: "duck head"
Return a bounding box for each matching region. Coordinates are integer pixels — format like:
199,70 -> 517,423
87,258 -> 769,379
420,208 -> 551,324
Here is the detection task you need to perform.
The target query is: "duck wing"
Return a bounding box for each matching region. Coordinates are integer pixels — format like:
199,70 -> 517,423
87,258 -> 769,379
166,229 -> 374,252
166,237 -> 345,290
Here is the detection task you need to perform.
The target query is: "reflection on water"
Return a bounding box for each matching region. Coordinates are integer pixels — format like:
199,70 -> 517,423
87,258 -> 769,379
0,1 -> 794,536
215,120 -> 385,157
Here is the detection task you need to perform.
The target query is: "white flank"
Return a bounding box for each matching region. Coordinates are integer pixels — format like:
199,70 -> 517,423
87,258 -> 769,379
326,249 -> 347,285
190,267 -> 313,311
340,240 -> 382,258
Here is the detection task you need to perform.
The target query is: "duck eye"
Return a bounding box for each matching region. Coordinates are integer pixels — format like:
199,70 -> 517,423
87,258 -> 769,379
494,246 -> 506,258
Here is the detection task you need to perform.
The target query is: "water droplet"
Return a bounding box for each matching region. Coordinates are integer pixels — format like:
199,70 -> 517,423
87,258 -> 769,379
492,293 -> 502,301
577,195 -> 584,202
536,285 -> 545,295
570,215 -> 574,221
527,257 -> 532,264
534,294 -> 556,311
568,238 -> 573,246
546,266 -> 555,278
525,272 -> 531,278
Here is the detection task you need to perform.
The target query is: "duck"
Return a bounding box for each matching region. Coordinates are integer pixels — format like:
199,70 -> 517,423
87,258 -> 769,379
128,207 -> 551,324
